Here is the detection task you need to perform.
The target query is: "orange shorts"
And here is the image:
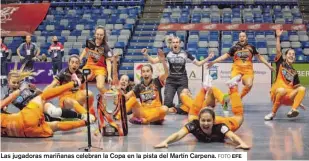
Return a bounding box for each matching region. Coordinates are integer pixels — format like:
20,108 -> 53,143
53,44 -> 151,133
135,102 -> 166,122
215,116 -> 240,132
231,64 -> 254,80
1,102 -> 53,138
59,91 -> 81,107
270,84 -> 294,106
83,65 -> 107,81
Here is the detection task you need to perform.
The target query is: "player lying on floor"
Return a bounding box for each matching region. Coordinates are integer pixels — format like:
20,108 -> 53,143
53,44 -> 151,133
154,75 -> 250,150
1,68 -> 89,138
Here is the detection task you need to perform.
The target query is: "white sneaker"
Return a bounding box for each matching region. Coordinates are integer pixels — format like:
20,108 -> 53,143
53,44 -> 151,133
264,112 -> 276,121
81,114 -> 96,124
203,75 -> 213,90
226,75 -> 242,88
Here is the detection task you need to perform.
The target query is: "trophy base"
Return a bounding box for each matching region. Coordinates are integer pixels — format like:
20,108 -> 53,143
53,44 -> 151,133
102,124 -> 120,136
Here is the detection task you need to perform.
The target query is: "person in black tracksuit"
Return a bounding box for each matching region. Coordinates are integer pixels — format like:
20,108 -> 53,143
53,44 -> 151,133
48,36 -> 64,75
141,36 -> 214,113
1,38 -> 9,86
17,35 -> 40,71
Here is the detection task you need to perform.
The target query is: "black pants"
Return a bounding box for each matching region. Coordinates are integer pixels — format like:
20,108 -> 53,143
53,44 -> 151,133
163,77 -> 188,108
21,59 -> 34,71
1,60 -> 7,76
1,60 -> 7,86
52,61 -> 62,75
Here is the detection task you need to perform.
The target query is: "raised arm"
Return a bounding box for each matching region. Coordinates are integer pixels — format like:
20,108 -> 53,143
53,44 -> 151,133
112,53 -> 119,85
79,48 -> 87,61
225,131 -> 250,150
106,58 -> 112,83
141,48 -> 160,64
44,79 -> 60,91
275,29 -> 283,58
255,51 -> 274,71
207,53 -> 230,68
158,49 -> 169,82
193,51 -> 215,67
154,127 -> 189,148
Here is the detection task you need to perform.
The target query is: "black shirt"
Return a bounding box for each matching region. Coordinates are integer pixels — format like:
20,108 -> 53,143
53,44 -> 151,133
185,120 -> 230,143
5,82 -> 38,110
274,54 -> 300,86
133,77 -> 163,104
54,68 -> 85,92
164,50 -> 196,80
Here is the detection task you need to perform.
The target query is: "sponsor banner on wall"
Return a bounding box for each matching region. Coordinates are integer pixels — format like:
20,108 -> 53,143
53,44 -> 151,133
203,63 -> 272,84
158,23 -> 306,31
1,3 -> 50,36
134,63 -> 202,97
204,63 -> 272,104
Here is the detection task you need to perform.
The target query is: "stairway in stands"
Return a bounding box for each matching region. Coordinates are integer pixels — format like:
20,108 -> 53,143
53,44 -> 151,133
120,0 -> 166,79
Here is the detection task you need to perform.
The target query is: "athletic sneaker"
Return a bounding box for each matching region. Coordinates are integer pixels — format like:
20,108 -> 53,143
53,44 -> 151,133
287,109 -> 299,118
203,74 -> 213,90
222,94 -> 230,111
81,114 -> 96,124
129,117 -> 143,124
226,74 -> 242,88
264,112 -> 276,121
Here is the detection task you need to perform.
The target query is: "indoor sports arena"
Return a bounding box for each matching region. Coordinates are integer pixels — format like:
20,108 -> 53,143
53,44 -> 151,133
1,0 -> 309,160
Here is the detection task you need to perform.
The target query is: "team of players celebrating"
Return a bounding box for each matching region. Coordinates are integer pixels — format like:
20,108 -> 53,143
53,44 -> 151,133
1,28 -> 307,151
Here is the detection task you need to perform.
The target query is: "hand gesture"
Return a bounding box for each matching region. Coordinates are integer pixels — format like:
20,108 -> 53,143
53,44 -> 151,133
235,143 -> 250,150
207,51 -> 215,60
154,142 -> 168,149
206,62 -> 215,69
112,53 -> 120,62
108,76 -> 113,84
276,29 -> 283,37
269,66 -> 275,72
141,48 -> 148,56
158,49 -> 165,62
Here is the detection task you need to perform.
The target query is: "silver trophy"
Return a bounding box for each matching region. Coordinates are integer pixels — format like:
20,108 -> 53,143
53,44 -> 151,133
97,90 -> 128,136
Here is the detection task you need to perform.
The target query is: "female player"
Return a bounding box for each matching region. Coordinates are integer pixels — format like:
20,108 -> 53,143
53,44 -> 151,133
124,50 -> 169,124
207,32 -> 273,99
180,75 -> 232,121
142,36 -> 214,113
3,63 -> 87,122
45,55 -> 96,120
1,68 -> 87,137
154,75 -> 249,149
79,26 -> 113,94
264,29 -> 307,120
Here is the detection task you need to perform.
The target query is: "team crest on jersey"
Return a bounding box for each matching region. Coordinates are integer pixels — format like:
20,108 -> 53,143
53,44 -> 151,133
236,51 -> 250,63
140,84 -> 157,103
87,49 -> 103,63
281,68 -> 296,84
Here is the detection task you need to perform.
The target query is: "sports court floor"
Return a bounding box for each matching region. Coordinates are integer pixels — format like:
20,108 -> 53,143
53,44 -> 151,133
1,83 -> 309,160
